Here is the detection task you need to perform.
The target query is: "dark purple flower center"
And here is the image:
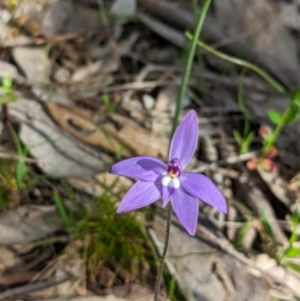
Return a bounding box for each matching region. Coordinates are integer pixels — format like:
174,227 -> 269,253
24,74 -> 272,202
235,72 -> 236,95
167,158 -> 182,178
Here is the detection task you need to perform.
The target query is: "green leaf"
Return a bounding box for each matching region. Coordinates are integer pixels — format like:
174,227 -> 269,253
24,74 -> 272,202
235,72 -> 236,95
285,103 -> 300,124
233,220 -> 251,251
2,76 -> 12,89
53,193 -> 73,234
292,210 -> 300,228
262,128 -> 274,143
240,131 -> 255,154
15,159 -> 28,191
291,100 -> 300,112
101,93 -> 115,113
290,89 -> 300,119
6,91 -> 17,102
285,106 -> 299,123
260,209 -> 275,243
291,88 -> 300,104
233,130 -> 243,145
267,109 -> 282,125
9,126 -> 29,190
231,198 -> 254,216
289,211 -> 299,244
285,247 -> 300,258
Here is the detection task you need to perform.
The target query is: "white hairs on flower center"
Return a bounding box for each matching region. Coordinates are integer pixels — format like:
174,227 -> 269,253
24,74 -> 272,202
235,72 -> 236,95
161,175 -> 180,189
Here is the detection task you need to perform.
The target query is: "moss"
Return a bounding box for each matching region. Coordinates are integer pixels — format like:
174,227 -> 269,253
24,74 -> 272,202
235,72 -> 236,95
83,193 -> 155,282
0,159 -> 18,207
56,180 -> 156,285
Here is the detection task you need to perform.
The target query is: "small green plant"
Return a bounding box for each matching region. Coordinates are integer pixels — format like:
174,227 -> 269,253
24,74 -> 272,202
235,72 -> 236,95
264,88 -> 300,154
259,209 -> 278,259
0,76 -> 17,104
53,192 -> 74,234
53,180 -> 156,282
86,194 -> 154,281
232,219 -> 252,252
101,93 -> 115,113
258,209 -> 300,274
233,72 -> 255,154
0,159 -> 19,207
230,199 -> 255,251
276,211 -> 300,273
165,267 -> 184,301
0,124 -> 33,206
9,126 -> 29,191
186,31 -> 287,95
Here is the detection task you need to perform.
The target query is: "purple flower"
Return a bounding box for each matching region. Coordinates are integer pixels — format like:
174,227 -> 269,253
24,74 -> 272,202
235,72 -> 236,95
109,110 -> 227,235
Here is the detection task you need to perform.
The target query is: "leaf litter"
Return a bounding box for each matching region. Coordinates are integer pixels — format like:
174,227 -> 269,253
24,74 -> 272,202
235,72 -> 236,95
0,0 -> 300,300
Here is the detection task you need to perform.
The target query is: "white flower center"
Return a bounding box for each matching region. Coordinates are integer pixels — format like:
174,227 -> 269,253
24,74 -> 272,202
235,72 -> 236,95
161,175 -> 180,189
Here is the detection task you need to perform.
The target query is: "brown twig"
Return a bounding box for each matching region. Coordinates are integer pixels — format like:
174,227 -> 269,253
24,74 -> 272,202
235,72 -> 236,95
196,224 -> 297,294
0,277 -> 70,300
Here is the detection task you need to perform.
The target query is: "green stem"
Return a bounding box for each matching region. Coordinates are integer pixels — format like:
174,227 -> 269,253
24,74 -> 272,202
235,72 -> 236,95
153,203 -> 172,301
154,1 -> 213,300
172,0 -> 213,136
262,106 -> 292,154
237,70 -> 250,138
185,32 -> 288,95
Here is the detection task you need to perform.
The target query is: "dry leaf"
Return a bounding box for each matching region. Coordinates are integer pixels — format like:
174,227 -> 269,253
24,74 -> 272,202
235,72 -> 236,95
10,98 -> 108,177
0,247 -> 21,270
45,102 -> 132,157
106,114 -> 168,158
0,205 -> 62,244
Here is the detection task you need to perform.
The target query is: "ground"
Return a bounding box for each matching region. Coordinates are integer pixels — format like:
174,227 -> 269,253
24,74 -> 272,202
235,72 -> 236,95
0,0 -> 300,300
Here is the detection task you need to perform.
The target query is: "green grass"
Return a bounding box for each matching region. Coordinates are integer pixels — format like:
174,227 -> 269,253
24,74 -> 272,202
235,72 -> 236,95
9,125 -> 29,191
233,70 -> 255,154
0,122 -> 30,207
85,195 -> 153,280
0,76 -> 17,104
53,181 -> 156,283
263,87 -> 300,155
0,159 -> 19,207
230,202 -> 300,275
186,30 -> 300,158
185,31 -> 287,95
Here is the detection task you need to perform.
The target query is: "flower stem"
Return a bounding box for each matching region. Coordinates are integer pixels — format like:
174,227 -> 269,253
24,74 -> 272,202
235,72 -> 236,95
154,202 -> 172,301
172,0 -> 213,136
262,106 -> 292,154
154,1 -> 213,300
185,31 -> 288,95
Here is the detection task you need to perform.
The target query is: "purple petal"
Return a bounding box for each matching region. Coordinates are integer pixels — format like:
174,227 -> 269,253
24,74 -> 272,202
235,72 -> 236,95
169,110 -> 198,169
110,156 -> 166,182
171,188 -> 199,235
181,172 -> 227,213
161,185 -> 176,207
117,181 -> 160,213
